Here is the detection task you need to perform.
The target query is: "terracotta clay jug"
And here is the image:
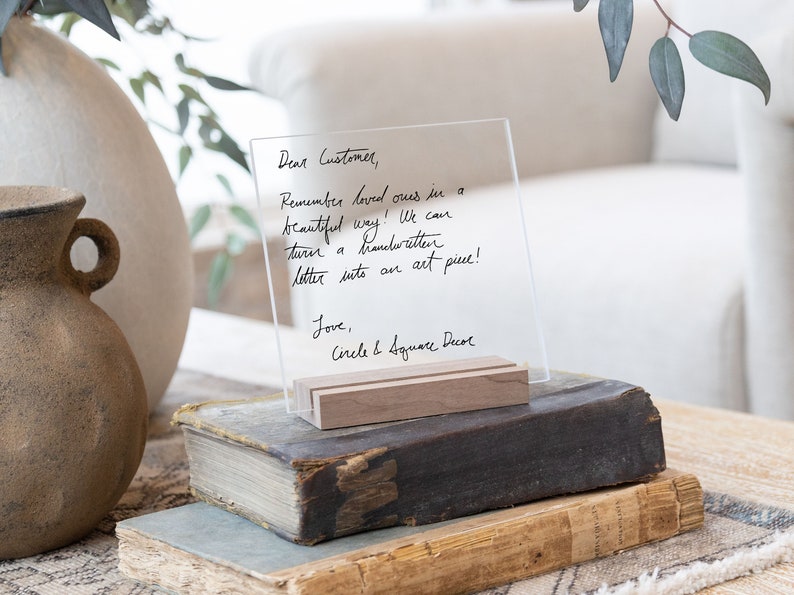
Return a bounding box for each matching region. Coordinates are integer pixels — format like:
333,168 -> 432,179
0,186 -> 148,559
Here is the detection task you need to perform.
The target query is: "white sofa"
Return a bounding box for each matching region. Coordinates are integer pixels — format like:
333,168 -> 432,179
248,0 -> 794,419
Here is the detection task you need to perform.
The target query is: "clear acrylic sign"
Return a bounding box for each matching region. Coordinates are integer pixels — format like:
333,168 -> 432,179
251,119 -> 548,412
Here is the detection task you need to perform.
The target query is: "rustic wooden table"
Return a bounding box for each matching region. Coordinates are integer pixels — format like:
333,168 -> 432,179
181,308 -> 794,593
659,399 -> 794,593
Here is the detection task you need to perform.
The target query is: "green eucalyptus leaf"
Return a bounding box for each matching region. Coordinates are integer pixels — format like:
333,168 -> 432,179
95,57 -> 120,70
207,250 -> 233,307
573,0 -> 589,12
129,77 -> 145,103
179,83 -> 208,106
216,173 -> 233,196
188,203 -> 211,241
229,204 -> 261,235
198,115 -> 218,144
126,0 -> 150,21
207,135 -> 249,172
689,30 -> 771,104
649,36 -> 685,121
225,231 -> 247,256
199,118 -> 249,172
62,0 -> 119,40
598,0 -> 633,82
204,76 -> 252,92
108,0 -> 148,26
144,19 -> 169,36
176,97 -> 190,134
199,114 -> 226,141
178,144 -> 192,177
175,52 -> 204,78
142,70 -> 163,92
58,11 -> 82,37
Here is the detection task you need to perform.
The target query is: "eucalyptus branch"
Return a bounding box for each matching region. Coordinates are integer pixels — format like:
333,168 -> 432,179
650,0 -> 691,38
0,0 -> 270,306
576,0 -> 771,121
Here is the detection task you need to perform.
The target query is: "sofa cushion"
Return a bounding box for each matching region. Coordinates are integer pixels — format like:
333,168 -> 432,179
524,163 -> 745,409
249,2 -> 663,181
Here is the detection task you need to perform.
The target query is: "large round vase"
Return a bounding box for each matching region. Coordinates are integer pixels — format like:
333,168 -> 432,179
0,17 -> 193,409
0,186 -> 148,559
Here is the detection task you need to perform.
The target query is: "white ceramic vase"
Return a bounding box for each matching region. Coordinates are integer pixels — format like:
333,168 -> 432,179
0,17 -> 193,409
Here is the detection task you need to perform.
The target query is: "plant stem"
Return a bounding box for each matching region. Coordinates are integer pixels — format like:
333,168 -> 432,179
651,0 -> 692,38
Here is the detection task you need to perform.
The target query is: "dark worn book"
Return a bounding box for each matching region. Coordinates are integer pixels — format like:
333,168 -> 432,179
117,470 -> 702,594
173,371 -> 666,545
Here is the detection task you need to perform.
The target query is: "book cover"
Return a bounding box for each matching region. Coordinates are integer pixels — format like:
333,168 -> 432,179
173,371 -> 666,545
117,470 -> 702,595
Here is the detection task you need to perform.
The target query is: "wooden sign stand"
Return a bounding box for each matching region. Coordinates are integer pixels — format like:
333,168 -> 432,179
294,356 -> 529,429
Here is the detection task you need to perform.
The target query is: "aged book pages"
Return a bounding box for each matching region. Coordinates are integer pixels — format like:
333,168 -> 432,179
117,469 -> 703,595
173,371 -> 667,544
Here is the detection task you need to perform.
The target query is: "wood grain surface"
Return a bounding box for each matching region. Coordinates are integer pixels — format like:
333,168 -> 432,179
659,399 -> 794,594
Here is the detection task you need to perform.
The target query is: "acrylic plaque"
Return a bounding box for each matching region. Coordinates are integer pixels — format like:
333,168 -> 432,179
251,119 -> 548,415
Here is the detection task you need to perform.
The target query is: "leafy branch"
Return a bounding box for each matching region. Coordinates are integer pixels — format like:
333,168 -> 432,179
1,0 -> 119,74
575,0 -> 771,120
1,0 -> 262,307
113,38 -> 260,305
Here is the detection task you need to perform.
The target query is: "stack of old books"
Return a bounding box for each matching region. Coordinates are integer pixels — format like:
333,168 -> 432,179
116,369 -> 704,594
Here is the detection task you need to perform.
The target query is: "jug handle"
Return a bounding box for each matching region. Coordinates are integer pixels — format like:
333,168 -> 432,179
61,218 -> 120,295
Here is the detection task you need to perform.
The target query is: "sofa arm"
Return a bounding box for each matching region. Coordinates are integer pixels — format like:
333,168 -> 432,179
736,23 -> 794,419
248,1 -> 663,180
